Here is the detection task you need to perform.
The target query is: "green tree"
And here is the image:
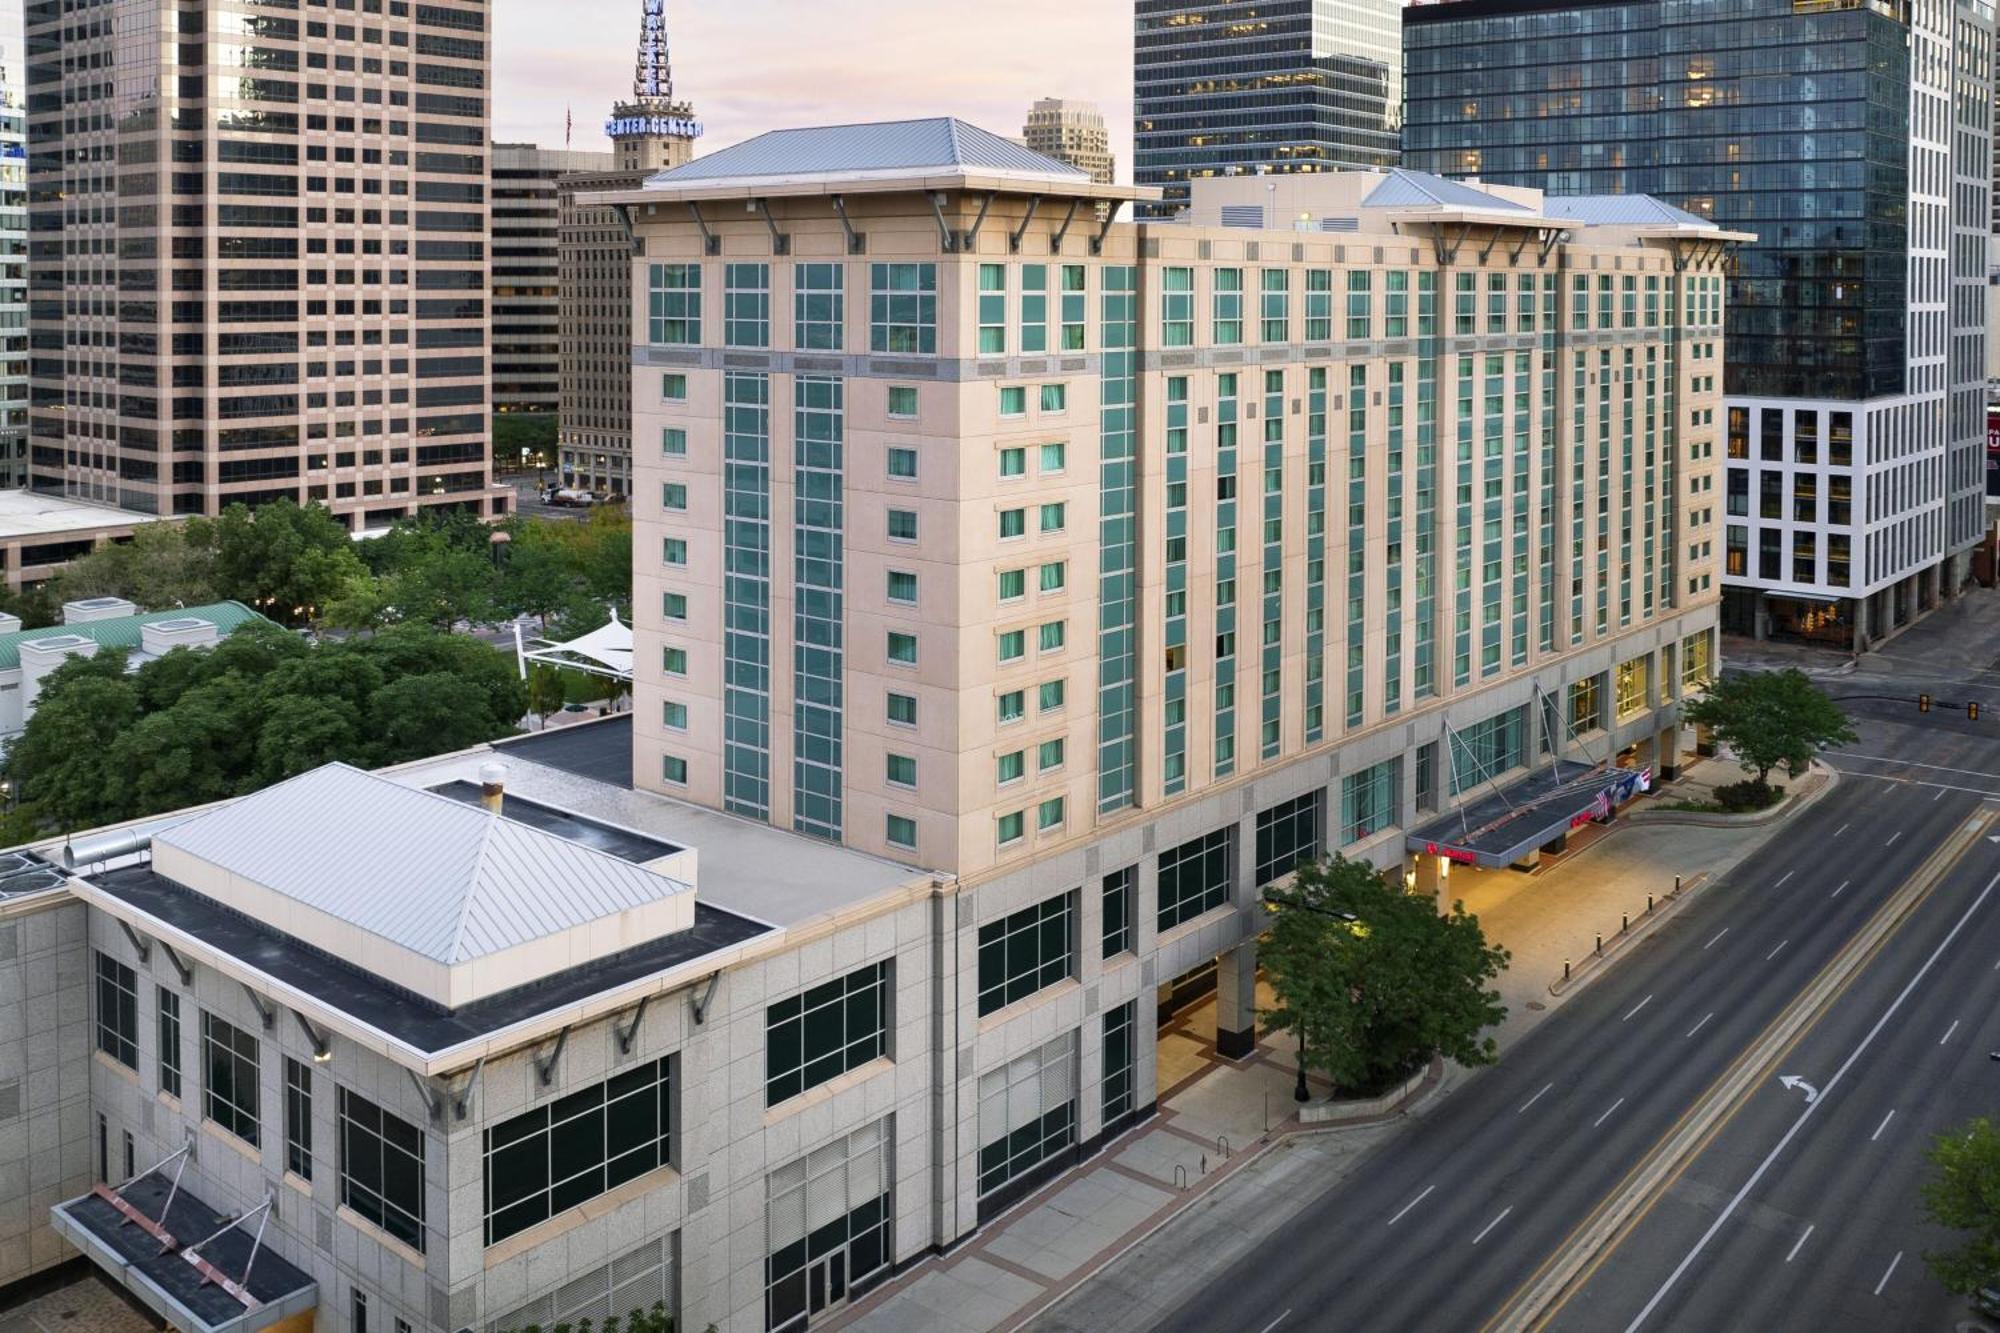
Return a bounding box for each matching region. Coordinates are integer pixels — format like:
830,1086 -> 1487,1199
47,520 -> 220,610
1923,1116 -> 2000,1299
367,672 -> 513,763
498,537 -> 577,629
525,665 -> 567,729
209,499 -> 369,623
1262,855 -> 1510,1095
0,582 -> 59,631
1683,668 -> 1856,790
106,675 -> 265,816
380,544 -> 500,630
253,695 -> 365,786
2,655 -> 141,832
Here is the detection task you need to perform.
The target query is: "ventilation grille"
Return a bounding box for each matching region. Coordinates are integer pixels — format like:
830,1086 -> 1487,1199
1219,205 -> 1265,229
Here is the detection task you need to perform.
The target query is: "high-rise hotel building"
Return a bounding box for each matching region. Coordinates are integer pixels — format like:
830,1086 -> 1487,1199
1406,0 -> 1994,649
23,0 -> 505,524
590,121 -> 1743,946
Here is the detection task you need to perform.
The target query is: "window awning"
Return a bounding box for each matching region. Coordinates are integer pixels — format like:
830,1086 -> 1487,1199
1407,760 -> 1653,869
51,1162 -> 316,1333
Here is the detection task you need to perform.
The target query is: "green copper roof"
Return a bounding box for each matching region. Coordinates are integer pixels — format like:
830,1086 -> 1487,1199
0,601 -> 269,671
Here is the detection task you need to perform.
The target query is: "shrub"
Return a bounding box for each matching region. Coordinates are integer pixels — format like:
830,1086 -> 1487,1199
1713,779 -> 1781,813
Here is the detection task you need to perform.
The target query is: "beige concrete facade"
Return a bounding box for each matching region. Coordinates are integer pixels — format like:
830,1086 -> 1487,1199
492,144 -> 614,417
25,2 -> 505,525
607,158 -> 1735,896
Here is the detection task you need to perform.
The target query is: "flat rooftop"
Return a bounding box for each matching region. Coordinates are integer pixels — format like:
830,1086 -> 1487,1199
0,489 -> 161,540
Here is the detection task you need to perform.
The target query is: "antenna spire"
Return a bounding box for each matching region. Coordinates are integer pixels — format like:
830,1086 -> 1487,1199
635,0 -> 672,102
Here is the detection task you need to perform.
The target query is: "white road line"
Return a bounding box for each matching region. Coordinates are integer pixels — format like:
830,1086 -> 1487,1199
1594,1097 -> 1626,1129
1766,939 -> 1790,962
1387,1184 -> 1434,1227
1834,822 -> 1850,838
1624,995 -> 1654,1023
1473,1206 -> 1513,1246
1831,880 -> 1850,900
1885,831 -> 1903,848
1832,752 -> 2000,781
1935,786 -> 1949,802
1518,1083 -> 1554,1115
1941,1019 -> 1960,1045
1874,1251 -> 1903,1296
1623,868 -> 2000,1332
1871,1110 -> 1897,1142
1686,1012 -> 1715,1039
1704,928 -> 1730,950
1785,1224 -> 1814,1264
1775,870 -> 1795,889
1258,1312 -> 1292,1333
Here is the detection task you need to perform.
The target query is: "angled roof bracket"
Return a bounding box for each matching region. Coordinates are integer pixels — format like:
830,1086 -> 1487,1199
1507,231 -> 1531,264
961,192 -> 995,252
751,198 -> 790,255
1009,195 -> 1042,253
293,1011 -> 331,1062
158,940 -> 192,986
615,993 -> 652,1054
685,200 -> 720,256
1051,197 -> 1081,253
930,192 -> 956,253
239,982 -> 273,1031
1089,203 -> 1116,256
116,919 -> 150,964
1476,225 -> 1503,265
534,1025 -> 570,1086
690,970 -> 722,1025
1539,227 -> 1570,264
405,1067 -> 443,1123
450,1057 -> 484,1121
830,195 -> 865,254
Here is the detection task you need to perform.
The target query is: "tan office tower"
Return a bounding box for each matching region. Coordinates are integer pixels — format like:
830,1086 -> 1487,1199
557,0 -> 701,496
24,1 -> 505,524
493,144 -> 613,419
1024,97 -> 1116,185
596,119 -> 1748,923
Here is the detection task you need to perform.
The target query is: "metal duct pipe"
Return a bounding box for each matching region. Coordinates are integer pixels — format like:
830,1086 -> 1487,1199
59,813 -> 200,871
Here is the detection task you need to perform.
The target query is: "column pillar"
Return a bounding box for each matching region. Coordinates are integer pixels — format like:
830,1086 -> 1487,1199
1657,723 -> 1681,782
1214,938 -> 1258,1060
1413,851 -> 1452,907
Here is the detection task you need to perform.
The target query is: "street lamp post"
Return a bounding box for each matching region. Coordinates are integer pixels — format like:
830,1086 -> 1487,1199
1267,890 -> 1360,1106
1295,1030 -> 1310,1102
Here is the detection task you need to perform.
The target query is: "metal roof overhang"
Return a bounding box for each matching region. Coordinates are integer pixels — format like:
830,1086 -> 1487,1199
1407,762 -> 1654,869
579,170 -> 1157,210
51,1173 -> 316,1333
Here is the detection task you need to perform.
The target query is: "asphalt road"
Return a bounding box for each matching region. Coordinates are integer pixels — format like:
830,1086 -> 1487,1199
1148,603 -> 2000,1333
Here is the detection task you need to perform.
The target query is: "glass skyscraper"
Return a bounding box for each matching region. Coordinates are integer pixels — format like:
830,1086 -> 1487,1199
1406,0 -> 1992,653
1134,0 -> 1401,219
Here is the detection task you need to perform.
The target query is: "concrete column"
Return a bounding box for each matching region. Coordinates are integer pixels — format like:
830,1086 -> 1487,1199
1413,851 -> 1453,907
1214,938 -> 1259,1060
1657,723 -> 1681,781
1851,593 -> 1870,654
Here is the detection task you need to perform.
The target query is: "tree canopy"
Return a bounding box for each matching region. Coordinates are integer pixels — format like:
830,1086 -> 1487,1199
1683,668 -> 1856,788
1,620 -> 526,834
1923,1116 -> 2000,1299
1261,855 -> 1510,1095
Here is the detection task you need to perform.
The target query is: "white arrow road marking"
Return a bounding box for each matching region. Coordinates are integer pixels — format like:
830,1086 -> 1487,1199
1387,1184 -> 1433,1227
1785,1224 -> 1814,1263
1778,1075 -> 1819,1104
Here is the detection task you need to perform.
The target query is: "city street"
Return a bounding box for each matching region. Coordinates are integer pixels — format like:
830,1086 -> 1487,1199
1035,593 -> 2000,1333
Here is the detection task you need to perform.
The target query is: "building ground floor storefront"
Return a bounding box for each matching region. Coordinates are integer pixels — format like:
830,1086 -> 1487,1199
1722,548 -> 1973,652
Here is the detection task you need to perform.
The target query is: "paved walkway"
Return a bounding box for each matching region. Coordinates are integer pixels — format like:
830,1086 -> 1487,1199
0,1272 -> 154,1333
836,756 -> 1795,1333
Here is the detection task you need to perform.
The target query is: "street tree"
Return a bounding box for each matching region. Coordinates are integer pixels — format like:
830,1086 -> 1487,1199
2,655 -> 140,831
1923,1116 -> 2000,1299
1261,855 -> 1510,1096
47,520 -> 220,610
1683,668 -> 1856,792
525,665 -> 567,729
209,499 -> 370,623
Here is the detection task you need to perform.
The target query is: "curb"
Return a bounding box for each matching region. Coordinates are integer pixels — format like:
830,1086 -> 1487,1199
1547,872 -> 1710,997
1627,760 -> 1837,828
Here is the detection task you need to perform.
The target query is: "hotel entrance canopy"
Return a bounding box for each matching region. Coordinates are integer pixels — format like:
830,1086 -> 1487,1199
1406,760 -> 1652,869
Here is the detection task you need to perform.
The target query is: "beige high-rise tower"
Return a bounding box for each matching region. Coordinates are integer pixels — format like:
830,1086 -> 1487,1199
1023,97 -> 1116,185
558,0 -> 704,496
23,1 -> 505,523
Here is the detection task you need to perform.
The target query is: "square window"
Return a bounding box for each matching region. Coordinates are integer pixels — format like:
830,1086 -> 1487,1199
888,509 -> 918,541
998,568 -> 1026,600
1038,621 -> 1065,652
886,691 -> 918,726
1040,503 -> 1065,533
887,632 -> 918,665
886,447 -> 918,479
663,646 -> 688,675
997,750 -> 1025,783
887,385 -> 918,417
886,753 -> 917,787
999,630 -> 1026,662
1038,738 -> 1065,771
1038,678 -> 1065,711
1000,447 -> 1026,478
662,537 -> 687,566
1040,383 -> 1066,412
886,814 -> 918,849
997,811 -> 1025,845
887,570 -> 918,603
663,592 -> 687,621
661,482 -> 687,510
1038,797 -> 1065,831
1040,442 -> 1066,473
661,427 -> 687,456
1039,562 -> 1065,593
999,385 -> 1027,416
998,689 -> 1025,723
662,755 -> 689,784
1000,508 -> 1026,539
662,372 -> 687,400
664,700 -> 688,729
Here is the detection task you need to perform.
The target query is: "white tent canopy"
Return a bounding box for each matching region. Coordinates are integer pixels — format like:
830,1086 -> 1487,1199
514,609 -> 634,682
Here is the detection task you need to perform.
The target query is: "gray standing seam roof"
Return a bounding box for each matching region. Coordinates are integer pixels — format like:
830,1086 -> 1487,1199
1540,195 -> 1718,228
152,763 -> 691,965
1362,168 -> 1532,212
648,116 -> 1090,185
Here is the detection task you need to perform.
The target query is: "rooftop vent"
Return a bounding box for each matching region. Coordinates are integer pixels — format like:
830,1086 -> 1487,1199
140,617 -> 220,656
62,597 -> 137,625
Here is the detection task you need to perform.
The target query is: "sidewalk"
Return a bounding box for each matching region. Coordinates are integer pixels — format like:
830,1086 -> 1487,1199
835,756 -> 1795,1333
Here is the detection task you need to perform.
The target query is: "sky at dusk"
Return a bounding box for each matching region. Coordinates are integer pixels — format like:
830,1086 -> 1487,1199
493,2 -> 1134,179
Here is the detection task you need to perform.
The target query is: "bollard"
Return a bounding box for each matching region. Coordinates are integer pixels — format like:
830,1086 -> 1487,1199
1622,912 -> 1629,933
1647,894 -> 1654,914
1564,958 -> 1571,981
1596,932 -> 1603,955
1674,873 -> 1682,896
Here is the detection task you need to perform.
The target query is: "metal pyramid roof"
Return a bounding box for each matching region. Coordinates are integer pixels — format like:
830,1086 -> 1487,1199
153,763 -> 691,965
648,116 -> 1090,185
1361,168 -> 1532,212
